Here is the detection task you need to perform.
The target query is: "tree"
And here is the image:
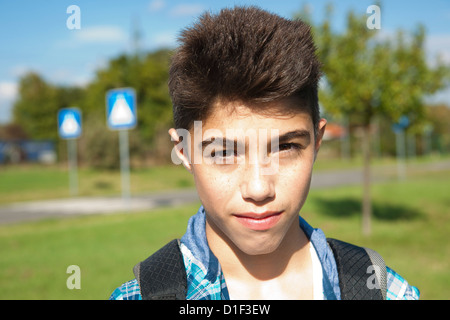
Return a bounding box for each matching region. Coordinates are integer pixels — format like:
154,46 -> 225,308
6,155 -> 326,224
11,49 -> 174,168
425,104 -> 450,154
12,72 -> 86,163
13,73 -> 60,141
296,4 -> 450,235
0,123 -> 29,141
81,49 -> 174,167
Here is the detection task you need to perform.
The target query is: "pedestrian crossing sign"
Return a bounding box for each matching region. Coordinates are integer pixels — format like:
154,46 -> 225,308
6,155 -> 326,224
106,88 -> 137,130
58,107 -> 82,139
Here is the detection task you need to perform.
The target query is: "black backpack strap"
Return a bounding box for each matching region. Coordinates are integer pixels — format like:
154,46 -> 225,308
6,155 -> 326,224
327,238 -> 387,300
133,239 -> 187,300
133,237 -> 386,300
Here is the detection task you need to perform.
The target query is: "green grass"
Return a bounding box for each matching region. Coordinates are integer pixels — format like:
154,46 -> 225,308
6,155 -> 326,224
0,164 -> 195,204
0,203 -> 199,299
303,169 -> 450,300
0,164 -> 448,299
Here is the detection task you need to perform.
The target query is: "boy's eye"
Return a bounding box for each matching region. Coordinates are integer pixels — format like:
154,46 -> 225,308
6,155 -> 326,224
210,149 -> 236,158
278,143 -> 293,151
275,143 -> 303,153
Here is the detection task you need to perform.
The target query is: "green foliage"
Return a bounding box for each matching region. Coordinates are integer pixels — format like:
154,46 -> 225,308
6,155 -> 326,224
425,104 -> 450,153
303,5 -> 450,127
83,49 -> 173,138
13,73 -> 86,141
11,49 -> 174,168
80,49 -> 174,168
80,115 -> 120,169
294,3 -> 450,235
13,73 -> 60,141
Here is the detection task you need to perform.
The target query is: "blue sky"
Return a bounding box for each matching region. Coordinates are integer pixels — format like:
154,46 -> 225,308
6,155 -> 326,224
1,0 -> 449,123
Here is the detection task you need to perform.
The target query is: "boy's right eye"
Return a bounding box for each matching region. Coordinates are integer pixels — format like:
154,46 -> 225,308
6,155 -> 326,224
210,149 -> 236,158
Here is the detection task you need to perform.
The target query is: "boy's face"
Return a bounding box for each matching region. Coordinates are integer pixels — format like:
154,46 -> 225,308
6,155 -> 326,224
169,99 -> 326,256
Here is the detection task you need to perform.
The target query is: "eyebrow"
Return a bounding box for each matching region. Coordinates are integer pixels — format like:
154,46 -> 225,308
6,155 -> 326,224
200,137 -> 238,151
200,129 -> 311,151
276,130 -> 311,144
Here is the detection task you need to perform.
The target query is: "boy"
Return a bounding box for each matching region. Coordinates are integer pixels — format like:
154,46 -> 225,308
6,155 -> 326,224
110,6 -> 419,300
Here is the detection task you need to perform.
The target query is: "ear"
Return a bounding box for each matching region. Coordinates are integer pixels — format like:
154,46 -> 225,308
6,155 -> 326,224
168,128 -> 193,173
314,118 -> 327,161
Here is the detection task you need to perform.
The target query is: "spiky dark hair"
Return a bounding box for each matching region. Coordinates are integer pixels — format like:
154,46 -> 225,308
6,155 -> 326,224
169,6 -> 322,132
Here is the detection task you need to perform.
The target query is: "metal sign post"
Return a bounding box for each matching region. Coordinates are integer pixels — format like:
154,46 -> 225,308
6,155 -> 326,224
392,116 -> 409,181
395,129 -> 406,181
119,129 -> 131,204
58,108 -> 82,196
67,139 -> 78,196
106,88 -> 137,209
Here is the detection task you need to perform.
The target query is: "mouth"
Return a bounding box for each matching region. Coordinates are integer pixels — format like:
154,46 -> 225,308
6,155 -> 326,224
232,211 -> 283,231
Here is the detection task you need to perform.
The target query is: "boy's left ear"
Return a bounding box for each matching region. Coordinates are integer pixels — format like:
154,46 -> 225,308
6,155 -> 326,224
314,118 -> 327,161
168,128 -> 193,173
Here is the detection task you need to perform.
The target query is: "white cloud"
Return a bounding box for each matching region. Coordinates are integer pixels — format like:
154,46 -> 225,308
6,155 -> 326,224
55,25 -> 128,51
0,82 -> 18,100
153,31 -> 177,48
375,30 -> 450,66
149,0 -> 165,12
426,34 -> 450,65
46,68 -> 91,88
0,81 -> 18,124
9,65 -> 33,78
424,34 -> 450,104
0,104 -> 12,123
47,58 -> 108,88
74,25 -> 127,44
169,4 -> 205,17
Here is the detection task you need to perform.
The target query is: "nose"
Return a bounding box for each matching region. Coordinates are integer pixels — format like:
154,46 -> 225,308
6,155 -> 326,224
240,162 -> 275,203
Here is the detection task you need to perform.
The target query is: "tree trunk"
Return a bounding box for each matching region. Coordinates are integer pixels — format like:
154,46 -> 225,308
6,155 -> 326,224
362,124 -> 372,236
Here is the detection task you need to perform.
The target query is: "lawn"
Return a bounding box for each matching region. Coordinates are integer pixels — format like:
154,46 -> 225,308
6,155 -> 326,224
302,169 -> 450,300
0,203 -> 198,299
0,167 -> 448,299
0,164 -> 195,204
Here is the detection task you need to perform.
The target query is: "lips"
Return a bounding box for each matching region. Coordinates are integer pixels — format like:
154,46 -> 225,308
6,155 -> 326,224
233,211 -> 283,231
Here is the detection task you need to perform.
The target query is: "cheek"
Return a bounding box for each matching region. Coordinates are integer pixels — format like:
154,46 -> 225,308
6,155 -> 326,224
192,166 -> 234,210
287,168 -> 312,191
277,163 -> 313,206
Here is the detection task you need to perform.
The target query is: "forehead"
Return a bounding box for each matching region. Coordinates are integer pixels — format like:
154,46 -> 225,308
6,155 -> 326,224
201,98 -> 314,133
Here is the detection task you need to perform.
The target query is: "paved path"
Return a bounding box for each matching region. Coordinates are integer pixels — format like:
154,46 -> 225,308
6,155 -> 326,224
1,160 -> 449,225
0,189 -> 200,224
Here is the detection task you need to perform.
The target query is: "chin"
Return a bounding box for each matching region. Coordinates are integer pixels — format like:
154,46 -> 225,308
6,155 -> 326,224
234,234 -> 283,256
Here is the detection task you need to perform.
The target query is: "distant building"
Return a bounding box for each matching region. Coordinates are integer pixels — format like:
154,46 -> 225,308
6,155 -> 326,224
323,122 -> 347,141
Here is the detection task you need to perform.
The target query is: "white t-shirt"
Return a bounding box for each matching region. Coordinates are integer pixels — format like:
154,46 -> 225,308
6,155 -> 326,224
310,243 -> 324,300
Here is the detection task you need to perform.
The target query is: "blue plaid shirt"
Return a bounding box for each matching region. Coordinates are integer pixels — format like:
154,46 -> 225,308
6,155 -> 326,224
109,206 -> 420,300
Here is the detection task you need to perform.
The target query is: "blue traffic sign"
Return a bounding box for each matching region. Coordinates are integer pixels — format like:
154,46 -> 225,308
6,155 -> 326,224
392,115 -> 410,133
58,108 -> 82,139
106,88 -> 137,130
